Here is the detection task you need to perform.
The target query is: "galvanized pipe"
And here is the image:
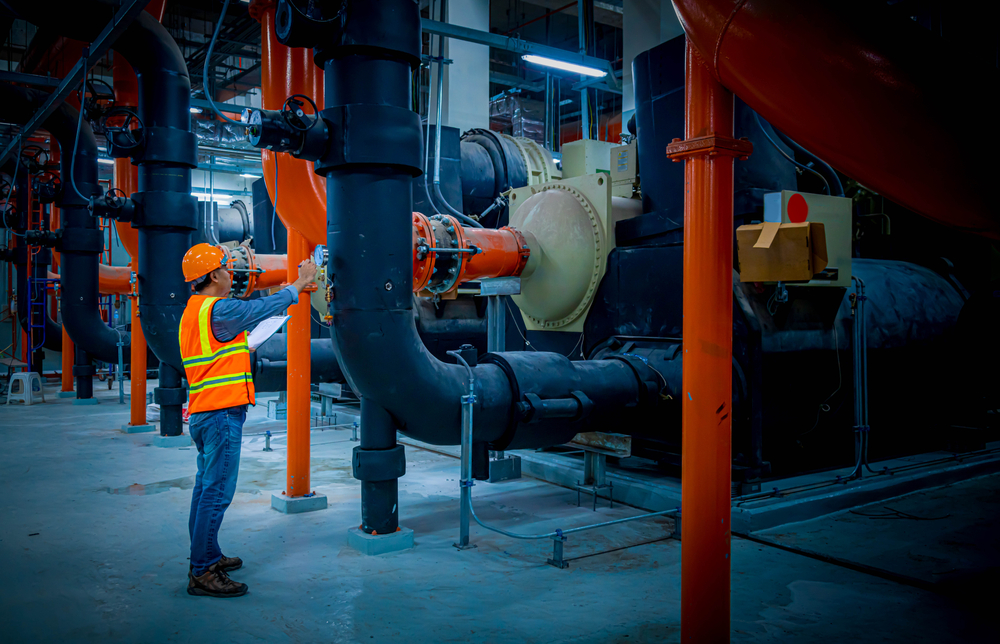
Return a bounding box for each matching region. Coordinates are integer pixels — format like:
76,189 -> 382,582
449,350 -> 476,549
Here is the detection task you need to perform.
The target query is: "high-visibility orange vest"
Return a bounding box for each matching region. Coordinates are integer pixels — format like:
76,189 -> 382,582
179,295 -> 254,414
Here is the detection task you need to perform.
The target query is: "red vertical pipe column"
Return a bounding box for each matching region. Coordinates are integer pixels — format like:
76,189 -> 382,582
285,229 -> 312,497
667,41 -> 751,644
252,0 -> 322,500
114,54 -> 146,427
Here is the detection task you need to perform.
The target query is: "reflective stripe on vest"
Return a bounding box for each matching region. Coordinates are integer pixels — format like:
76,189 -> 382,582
179,295 -> 255,414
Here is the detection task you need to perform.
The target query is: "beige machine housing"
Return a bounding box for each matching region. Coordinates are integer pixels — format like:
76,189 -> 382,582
503,134 -> 562,185
507,174 -> 641,332
610,141 -> 638,198
560,139 -> 617,179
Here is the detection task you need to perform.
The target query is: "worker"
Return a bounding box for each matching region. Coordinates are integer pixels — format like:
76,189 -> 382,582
179,242 -> 318,598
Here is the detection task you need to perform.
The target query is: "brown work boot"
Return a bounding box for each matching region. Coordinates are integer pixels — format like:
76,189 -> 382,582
216,554 -> 243,572
187,563 -> 248,598
188,555 -> 242,575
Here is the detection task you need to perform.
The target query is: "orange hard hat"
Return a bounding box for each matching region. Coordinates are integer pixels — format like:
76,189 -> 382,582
182,243 -> 227,282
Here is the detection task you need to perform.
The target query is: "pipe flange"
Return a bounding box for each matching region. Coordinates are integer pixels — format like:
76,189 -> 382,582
519,184 -> 604,329
412,212 -> 435,291
423,214 -> 468,295
220,244 -> 256,299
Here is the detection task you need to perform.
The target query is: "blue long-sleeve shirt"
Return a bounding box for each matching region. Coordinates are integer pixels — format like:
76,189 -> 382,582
210,285 -> 298,343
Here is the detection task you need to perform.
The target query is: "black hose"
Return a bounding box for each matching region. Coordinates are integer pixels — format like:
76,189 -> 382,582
434,182 -> 483,228
754,112 -> 831,196
773,129 -> 845,197
202,0 -> 244,126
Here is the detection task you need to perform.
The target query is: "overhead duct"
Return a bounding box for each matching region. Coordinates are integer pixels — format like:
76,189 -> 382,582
193,117 -> 250,145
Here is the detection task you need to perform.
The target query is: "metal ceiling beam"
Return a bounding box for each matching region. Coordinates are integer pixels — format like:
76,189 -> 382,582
421,17 -> 621,90
489,72 -> 547,93
0,0 -> 153,167
571,69 -> 623,94
0,71 -> 62,89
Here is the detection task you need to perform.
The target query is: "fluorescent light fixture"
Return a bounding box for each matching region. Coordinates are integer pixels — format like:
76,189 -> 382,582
191,192 -> 235,204
558,98 -> 573,106
97,158 -> 115,165
240,173 -> 261,179
522,54 -> 607,78
190,107 -> 203,114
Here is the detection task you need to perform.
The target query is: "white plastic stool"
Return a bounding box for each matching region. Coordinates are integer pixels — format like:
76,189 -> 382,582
7,372 -> 45,405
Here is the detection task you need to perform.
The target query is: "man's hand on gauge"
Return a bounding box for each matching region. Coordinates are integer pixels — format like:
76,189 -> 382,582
292,259 -> 319,294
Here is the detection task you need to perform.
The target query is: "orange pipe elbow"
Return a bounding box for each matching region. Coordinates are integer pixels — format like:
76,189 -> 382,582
99,264 -> 132,294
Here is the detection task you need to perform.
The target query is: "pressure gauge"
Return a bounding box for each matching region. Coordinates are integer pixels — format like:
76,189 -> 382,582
313,244 -> 328,266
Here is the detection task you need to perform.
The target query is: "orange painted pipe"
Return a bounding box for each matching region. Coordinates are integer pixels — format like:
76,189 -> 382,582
411,213 -> 530,292
129,292 -> 147,426
254,253 -> 288,291
675,41 -> 737,643
252,0 -> 327,246
285,229 -> 313,497
462,226 -> 531,283
252,0 -> 323,499
671,0 -> 997,238
98,264 -> 132,295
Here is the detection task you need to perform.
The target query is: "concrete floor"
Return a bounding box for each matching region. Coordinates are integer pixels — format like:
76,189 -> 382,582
0,384 -> 994,643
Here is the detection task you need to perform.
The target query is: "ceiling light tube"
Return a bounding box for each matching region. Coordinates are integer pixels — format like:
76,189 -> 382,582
97,158 -> 115,165
521,54 -> 607,78
239,173 -> 261,179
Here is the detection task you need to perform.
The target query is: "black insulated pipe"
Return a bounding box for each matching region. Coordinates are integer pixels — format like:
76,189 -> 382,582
270,0 -> 659,535
7,5 -> 200,434
252,335 -> 344,392
459,130 -> 528,219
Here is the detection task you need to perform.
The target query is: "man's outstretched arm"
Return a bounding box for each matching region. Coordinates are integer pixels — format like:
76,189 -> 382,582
210,259 -> 319,342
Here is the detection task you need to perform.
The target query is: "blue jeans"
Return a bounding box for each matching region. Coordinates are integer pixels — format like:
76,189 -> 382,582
189,406 -> 245,576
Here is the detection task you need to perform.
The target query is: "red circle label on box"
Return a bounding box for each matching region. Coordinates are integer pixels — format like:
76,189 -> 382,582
787,193 -> 809,223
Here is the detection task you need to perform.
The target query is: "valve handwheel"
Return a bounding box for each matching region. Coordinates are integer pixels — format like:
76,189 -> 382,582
105,188 -> 128,210
100,107 -> 145,151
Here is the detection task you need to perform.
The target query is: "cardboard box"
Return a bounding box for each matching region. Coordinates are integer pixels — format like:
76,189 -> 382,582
737,221 -> 828,283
